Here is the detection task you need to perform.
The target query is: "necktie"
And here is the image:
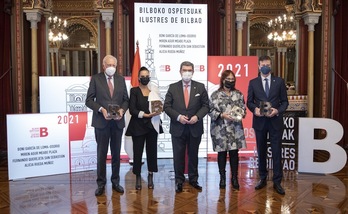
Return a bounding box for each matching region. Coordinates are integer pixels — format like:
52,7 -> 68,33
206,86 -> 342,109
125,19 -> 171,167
184,84 -> 189,108
108,77 -> 114,97
264,78 -> 269,97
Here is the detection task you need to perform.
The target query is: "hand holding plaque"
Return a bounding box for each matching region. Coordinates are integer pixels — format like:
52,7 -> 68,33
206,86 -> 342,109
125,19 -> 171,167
151,100 -> 163,114
260,101 -> 272,116
107,104 -> 121,120
229,106 -> 245,121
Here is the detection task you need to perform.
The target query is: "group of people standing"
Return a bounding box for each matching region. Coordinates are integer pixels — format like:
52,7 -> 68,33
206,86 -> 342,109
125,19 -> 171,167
85,54 -> 289,197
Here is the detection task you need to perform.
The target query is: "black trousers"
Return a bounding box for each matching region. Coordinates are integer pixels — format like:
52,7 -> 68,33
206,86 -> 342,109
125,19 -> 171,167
132,128 -> 158,175
171,125 -> 201,184
95,120 -> 123,187
255,121 -> 283,183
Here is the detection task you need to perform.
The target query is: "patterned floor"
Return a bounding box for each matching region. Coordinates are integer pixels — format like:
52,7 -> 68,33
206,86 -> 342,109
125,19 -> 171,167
0,155 -> 348,213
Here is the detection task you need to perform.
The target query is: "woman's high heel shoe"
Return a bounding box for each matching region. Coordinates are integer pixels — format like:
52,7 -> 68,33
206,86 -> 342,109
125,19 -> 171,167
148,172 -> 154,189
135,175 -> 142,190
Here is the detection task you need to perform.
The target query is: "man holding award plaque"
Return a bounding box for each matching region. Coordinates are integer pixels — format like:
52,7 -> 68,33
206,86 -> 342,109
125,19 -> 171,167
247,55 -> 289,195
86,55 -> 129,196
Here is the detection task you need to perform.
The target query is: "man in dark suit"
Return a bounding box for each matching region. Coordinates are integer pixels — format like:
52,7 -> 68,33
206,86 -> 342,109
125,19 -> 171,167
86,55 -> 129,196
164,61 -> 209,193
247,55 -> 289,195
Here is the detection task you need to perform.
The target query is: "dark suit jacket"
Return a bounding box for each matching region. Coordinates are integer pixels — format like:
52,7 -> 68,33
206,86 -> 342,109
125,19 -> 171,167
247,75 -> 289,131
125,87 -> 156,137
164,80 -> 209,138
85,72 -> 129,129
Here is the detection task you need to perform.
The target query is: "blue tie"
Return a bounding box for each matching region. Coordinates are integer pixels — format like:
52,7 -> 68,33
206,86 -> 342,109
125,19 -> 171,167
264,78 -> 269,97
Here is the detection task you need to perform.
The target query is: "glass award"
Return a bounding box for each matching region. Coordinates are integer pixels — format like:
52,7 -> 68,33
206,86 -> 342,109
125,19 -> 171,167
260,101 -> 272,116
229,106 -> 244,121
151,100 -> 163,114
108,104 -> 121,119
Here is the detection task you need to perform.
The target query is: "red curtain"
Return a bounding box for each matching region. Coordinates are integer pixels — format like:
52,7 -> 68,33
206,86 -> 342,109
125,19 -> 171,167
333,0 -> 348,148
0,1 -> 12,151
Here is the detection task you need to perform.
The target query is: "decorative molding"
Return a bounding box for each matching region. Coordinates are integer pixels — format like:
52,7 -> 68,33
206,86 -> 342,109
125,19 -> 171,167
218,0 -> 225,18
321,0 -> 330,118
235,11 -> 248,30
24,9 -> 42,29
302,12 -> 321,31
296,0 -> 322,14
23,0 -> 48,10
235,0 -> 255,11
121,0 -> 129,16
66,17 -> 98,47
52,1 -> 96,12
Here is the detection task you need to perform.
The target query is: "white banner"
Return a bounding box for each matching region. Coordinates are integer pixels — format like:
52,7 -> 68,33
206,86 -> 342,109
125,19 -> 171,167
135,3 -> 208,158
7,113 -> 70,180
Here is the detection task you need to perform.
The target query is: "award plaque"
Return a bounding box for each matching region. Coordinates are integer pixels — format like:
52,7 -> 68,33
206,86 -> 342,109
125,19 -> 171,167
151,100 -> 163,114
260,101 -> 272,116
229,106 -> 244,121
108,104 -> 121,119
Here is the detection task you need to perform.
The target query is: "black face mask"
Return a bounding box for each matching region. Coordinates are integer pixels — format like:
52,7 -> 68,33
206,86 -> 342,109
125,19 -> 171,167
224,80 -> 236,90
139,77 -> 150,85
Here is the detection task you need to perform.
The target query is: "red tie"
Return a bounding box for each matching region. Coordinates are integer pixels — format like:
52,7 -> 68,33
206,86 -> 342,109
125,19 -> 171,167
108,77 -> 114,97
184,84 -> 189,108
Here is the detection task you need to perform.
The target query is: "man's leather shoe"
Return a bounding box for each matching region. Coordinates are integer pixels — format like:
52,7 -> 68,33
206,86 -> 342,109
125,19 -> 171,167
189,182 -> 202,191
255,179 -> 267,190
95,186 -> 104,196
175,183 -> 183,193
112,184 -> 124,193
273,183 -> 285,195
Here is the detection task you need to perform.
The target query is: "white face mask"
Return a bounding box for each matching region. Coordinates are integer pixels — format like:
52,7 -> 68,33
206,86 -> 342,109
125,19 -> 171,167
182,71 -> 193,82
105,67 -> 116,76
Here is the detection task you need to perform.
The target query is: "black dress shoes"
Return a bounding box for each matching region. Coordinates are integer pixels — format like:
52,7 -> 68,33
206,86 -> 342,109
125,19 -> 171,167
112,184 -> 124,193
273,183 -> 285,195
255,179 -> 267,190
95,186 -> 104,196
175,183 -> 183,193
189,182 -> 202,191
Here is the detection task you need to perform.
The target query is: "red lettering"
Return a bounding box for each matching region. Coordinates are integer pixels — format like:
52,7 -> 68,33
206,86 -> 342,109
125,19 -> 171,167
199,65 -> 205,71
40,127 -> 48,137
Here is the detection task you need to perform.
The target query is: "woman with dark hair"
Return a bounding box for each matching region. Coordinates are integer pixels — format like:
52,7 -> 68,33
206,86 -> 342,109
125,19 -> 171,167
125,66 -> 163,190
208,69 -> 247,190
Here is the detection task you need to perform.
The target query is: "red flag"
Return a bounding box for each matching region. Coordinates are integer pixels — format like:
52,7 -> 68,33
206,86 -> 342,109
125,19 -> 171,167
131,41 -> 140,87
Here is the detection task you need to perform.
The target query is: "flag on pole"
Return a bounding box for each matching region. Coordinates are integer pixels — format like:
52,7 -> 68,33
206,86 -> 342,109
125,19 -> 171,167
131,41 -> 140,87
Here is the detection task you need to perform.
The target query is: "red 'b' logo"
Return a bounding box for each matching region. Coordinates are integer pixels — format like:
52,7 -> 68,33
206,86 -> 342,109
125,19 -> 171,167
40,127 -> 48,137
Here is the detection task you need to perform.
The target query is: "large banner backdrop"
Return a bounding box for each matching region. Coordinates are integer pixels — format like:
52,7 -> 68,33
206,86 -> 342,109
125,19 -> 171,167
134,3 -> 208,158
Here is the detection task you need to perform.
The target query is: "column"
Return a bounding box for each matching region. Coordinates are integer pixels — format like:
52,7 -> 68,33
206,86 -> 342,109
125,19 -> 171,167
49,50 -> 55,76
235,11 -> 248,56
279,47 -> 287,79
72,51 -> 79,76
55,48 -> 59,75
101,9 -> 114,55
276,47 -> 281,77
25,10 -> 42,113
303,13 -> 321,117
85,50 -> 91,76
